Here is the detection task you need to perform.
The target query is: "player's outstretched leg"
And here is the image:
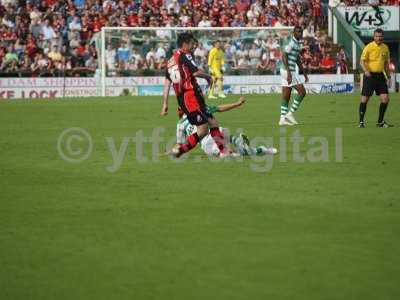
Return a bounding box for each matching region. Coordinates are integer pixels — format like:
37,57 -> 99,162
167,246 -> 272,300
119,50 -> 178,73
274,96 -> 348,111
230,133 -> 252,155
177,133 -> 200,155
170,124 -> 208,158
230,133 -> 278,156
254,146 -> 278,155
168,132 -> 200,158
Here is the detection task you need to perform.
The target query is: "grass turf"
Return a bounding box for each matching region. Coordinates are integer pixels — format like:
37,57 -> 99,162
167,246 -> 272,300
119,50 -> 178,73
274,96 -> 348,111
0,93 -> 399,300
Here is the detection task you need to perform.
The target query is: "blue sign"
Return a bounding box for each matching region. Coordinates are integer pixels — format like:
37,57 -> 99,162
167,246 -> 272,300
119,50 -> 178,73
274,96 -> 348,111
222,85 -> 233,94
138,86 -> 164,96
320,83 -> 354,94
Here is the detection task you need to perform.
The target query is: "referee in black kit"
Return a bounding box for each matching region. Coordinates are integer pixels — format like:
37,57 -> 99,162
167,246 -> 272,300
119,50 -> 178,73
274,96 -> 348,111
359,28 -> 393,128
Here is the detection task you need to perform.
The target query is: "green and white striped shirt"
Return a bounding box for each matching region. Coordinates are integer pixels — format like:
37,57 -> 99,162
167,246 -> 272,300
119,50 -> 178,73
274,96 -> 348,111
282,37 -> 301,72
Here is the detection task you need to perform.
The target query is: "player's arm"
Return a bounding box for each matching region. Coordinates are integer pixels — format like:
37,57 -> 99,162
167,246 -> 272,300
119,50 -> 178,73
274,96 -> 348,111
384,48 -> 390,81
360,46 -> 371,77
193,69 -> 213,86
360,59 -> 370,77
297,55 -> 308,83
216,96 -> 246,112
182,53 -> 213,86
161,77 -> 171,116
384,60 -> 390,79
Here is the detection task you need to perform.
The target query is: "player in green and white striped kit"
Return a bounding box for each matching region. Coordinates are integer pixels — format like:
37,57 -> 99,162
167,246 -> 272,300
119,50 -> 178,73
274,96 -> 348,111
279,26 -> 309,126
177,97 -> 277,156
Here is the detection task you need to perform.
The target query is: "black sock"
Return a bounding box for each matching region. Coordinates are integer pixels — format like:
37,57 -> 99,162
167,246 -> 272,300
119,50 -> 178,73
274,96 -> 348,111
378,102 -> 388,123
359,102 -> 367,123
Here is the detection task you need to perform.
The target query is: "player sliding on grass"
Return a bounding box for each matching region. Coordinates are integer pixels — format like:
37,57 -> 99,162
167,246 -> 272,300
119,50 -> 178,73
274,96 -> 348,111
279,26 -> 309,126
176,97 -> 278,157
160,32 -> 232,158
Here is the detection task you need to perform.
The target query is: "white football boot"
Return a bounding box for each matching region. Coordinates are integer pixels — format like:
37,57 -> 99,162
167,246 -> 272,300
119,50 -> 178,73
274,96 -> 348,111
279,116 -> 294,126
285,111 -> 298,125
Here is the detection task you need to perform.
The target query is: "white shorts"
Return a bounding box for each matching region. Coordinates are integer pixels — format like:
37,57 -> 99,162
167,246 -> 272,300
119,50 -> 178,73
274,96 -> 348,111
201,135 -> 220,156
200,127 -> 230,156
280,69 -> 303,87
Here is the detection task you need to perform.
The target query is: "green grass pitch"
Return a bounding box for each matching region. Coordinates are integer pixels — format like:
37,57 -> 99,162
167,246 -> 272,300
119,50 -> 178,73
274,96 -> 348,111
1,93 -> 400,300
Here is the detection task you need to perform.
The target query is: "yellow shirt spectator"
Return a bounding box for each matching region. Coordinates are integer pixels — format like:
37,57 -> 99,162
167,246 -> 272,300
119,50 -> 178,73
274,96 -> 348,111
360,41 -> 390,73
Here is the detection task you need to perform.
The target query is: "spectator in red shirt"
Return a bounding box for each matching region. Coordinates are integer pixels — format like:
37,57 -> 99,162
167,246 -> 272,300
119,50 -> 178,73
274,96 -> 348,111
320,53 -> 336,74
92,16 -> 102,32
25,36 -> 38,59
127,12 -> 138,26
311,0 -> 322,27
45,0 -> 57,8
80,18 -> 92,41
309,55 -> 320,74
192,0 -> 202,8
220,13 -> 231,27
76,42 -> 87,57
235,0 -> 250,13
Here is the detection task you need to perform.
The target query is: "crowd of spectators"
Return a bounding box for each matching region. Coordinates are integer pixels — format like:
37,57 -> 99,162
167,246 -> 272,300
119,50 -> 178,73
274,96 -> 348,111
107,23 -> 348,76
0,0 -> 353,77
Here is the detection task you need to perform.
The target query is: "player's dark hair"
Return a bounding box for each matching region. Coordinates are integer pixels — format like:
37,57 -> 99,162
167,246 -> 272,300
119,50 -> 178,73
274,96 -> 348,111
294,26 -> 303,32
177,32 -> 194,48
374,28 -> 384,35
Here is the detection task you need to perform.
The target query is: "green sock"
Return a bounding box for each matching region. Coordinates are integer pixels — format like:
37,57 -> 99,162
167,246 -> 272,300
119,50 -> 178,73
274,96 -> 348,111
290,95 -> 304,113
281,100 -> 289,116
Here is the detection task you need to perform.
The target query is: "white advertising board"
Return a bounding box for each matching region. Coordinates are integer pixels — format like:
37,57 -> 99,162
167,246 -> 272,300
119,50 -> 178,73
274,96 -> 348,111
0,75 -> 354,99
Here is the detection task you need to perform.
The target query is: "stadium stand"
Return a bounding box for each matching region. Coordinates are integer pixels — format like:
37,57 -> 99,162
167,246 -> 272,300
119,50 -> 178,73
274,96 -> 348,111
0,0 -> 353,77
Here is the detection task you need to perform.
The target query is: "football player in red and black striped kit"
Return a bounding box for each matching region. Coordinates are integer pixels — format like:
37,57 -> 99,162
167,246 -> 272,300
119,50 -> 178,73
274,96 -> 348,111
161,32 -> 230,158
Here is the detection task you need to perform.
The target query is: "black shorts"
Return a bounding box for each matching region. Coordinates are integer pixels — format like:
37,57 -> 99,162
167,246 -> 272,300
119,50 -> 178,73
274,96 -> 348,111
361,72 -> 388,96
177,92 -> 213,126
185,109 -> 213,126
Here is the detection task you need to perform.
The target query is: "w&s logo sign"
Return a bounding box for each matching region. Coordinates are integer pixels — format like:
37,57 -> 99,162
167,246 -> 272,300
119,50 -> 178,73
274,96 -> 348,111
338,6 -> 399,32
